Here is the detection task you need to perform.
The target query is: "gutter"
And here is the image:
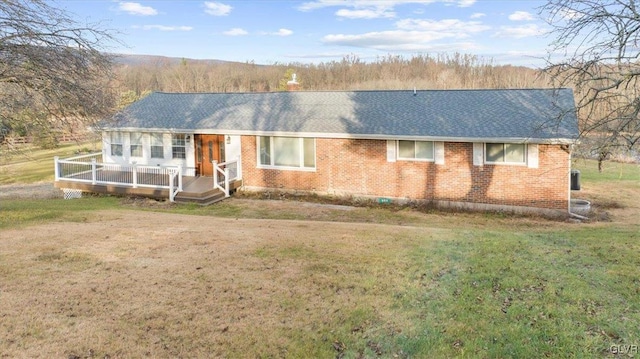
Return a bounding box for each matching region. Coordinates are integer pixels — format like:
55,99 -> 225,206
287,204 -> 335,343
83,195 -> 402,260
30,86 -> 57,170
99,127 -> 578,145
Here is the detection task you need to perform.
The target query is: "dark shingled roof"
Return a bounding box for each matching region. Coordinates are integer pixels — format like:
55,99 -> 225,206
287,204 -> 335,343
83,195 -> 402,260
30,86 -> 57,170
109,89 -> 579,143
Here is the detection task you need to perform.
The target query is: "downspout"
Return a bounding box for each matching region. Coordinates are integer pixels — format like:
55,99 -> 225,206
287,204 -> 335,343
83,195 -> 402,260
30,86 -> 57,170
569,211 -> 589,220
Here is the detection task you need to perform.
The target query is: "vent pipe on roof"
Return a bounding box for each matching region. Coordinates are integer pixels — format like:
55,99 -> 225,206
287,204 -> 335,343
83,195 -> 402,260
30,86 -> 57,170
287,74 -> 300,91
413,87 -> 417,96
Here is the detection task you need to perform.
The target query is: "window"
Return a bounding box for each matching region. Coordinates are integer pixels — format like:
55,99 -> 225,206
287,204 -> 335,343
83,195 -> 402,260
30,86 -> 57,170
130,132 -> 143,157
485,143 -> 526,164
258,136 -> 315,169
172,134 -> 186,159
110,132 -> 123,157
150,133 -> 164,159
397,140 -> 434,160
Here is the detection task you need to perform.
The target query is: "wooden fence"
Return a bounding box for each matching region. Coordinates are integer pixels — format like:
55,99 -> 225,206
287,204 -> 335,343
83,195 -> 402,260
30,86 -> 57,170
1,133 -> 96,147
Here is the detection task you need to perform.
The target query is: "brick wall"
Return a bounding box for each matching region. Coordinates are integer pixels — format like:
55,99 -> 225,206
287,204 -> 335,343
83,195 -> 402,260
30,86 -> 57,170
241,136 -> 570,210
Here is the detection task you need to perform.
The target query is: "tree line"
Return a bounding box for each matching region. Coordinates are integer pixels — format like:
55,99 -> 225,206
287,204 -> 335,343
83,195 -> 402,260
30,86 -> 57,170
114,53 -> 547,103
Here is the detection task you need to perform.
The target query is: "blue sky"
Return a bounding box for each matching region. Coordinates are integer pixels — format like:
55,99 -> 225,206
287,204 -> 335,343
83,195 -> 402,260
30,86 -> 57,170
60,0 -> 553,67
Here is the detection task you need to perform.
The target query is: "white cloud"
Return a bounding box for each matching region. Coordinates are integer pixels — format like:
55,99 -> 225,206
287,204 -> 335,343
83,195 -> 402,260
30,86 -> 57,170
456,0 -> 475,7
204,2 -> 232,16
298,0 -> 478,11
508,11 -> 534,21
324,30 -> 474,50
323,31 -> 481,52
298,1 -> 478,19
321,17 -> 490,52
494,24 -> 545,38
260,28 -> 294,36
118,2 -> 157,16
223,28 -> 248,36
470,12 -> 485,19
134,25 -> 193,31
336,8 -> 396,19
275,28 -> 293,36
396,18 -> 490,34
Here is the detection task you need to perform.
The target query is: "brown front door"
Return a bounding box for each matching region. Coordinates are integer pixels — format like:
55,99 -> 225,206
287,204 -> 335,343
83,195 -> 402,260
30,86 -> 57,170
195,134 -> 225,176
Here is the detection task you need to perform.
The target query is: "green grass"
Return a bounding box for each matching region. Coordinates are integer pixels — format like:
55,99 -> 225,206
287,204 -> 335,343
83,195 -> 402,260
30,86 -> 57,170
0,197 -> 121,229
573,158 -> 640,183
0,140 -> 101,184
387,226 -> 640,358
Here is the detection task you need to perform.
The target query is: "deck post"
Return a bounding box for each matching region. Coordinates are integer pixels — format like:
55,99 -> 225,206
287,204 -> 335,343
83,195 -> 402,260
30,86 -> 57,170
132,162 -> 138,188
91,159 -> 97,185
224,167 -> 230,197
54,156 -> 60,181
178,165 -> 183,191
213,160 -> 218,189
169,172 -> 176,202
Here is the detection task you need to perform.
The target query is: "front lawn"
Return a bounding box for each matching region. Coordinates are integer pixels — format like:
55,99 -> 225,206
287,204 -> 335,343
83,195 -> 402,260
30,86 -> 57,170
0,153 -> 638,357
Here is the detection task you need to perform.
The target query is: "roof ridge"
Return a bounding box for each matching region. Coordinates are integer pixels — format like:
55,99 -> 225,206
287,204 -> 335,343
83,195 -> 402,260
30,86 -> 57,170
150,88 -> 570,95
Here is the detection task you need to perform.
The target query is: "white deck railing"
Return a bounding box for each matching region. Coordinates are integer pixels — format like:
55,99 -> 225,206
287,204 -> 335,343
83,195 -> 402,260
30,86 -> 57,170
213,157 -> 240,197
54,153 -> 183,202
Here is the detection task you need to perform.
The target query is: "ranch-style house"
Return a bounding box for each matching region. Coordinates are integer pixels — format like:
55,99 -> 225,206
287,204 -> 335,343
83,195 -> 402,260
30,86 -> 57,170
54,86 -> 580,215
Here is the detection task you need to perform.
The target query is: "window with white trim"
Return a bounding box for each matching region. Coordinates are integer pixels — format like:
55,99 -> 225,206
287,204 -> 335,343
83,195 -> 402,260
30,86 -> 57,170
110,132 -> 123,157
172,134 -> 186,159
258,136 -> 315,169
485,143 -> 526,164
150,133 -> 164,159
397,140 -> 434,161
130,132 -> 143,158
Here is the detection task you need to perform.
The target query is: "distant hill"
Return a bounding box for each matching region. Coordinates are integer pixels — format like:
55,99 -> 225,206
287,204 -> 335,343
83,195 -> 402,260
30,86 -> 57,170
111,54 -> 237,66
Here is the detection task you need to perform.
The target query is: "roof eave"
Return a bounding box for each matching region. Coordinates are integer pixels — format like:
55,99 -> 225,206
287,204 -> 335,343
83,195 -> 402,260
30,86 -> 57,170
100,127 -> 578,144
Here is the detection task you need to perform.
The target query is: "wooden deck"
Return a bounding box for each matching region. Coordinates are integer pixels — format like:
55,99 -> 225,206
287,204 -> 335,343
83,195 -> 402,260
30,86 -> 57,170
54,175 -> 242,205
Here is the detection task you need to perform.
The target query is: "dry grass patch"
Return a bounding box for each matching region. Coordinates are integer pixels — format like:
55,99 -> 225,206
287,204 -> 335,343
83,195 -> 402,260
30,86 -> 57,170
0,210 -> 440,358
5,207 -> 637,358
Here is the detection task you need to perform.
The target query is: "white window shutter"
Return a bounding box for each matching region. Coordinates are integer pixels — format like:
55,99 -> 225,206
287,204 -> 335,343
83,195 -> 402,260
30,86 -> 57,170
527,144 -> 539,168
473,143 -> 484,166
387,140 -> 396,162
435,141 -> 445,165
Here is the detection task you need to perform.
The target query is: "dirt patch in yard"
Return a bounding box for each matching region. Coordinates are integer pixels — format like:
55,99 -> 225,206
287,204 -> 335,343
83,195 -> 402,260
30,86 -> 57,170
0,182 -> 62,200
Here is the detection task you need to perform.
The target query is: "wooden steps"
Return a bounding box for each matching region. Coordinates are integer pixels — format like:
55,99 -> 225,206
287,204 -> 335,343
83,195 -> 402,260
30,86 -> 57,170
174,188 -> 227,205
173,178 -> 243,206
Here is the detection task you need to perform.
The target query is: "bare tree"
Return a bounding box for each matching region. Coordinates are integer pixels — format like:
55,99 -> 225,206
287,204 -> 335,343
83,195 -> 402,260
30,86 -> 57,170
0,0 -> 118,147
541,0 -> 640,168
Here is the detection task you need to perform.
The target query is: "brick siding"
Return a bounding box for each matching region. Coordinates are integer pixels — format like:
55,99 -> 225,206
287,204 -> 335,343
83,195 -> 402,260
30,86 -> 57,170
241,136 -> 570,210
